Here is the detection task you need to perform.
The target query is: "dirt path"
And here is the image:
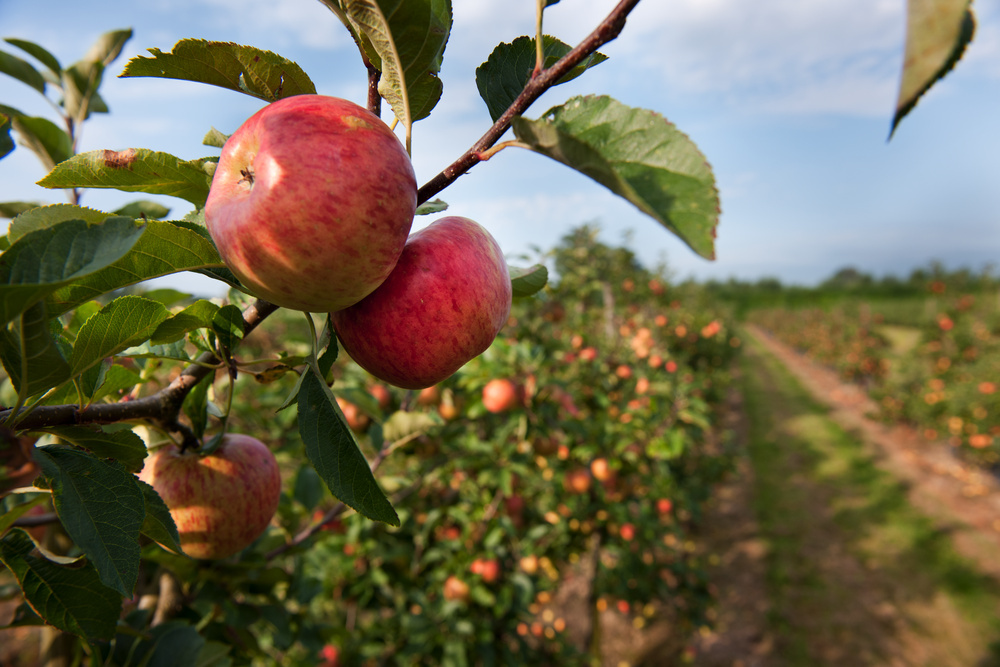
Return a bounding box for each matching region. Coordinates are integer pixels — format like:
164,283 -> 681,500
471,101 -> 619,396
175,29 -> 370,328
745,325 -> 1000,579
696,327 -> 1000,667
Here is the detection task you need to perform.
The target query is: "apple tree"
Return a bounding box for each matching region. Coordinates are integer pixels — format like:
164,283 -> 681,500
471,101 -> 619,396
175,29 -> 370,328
0,0 -> 979,663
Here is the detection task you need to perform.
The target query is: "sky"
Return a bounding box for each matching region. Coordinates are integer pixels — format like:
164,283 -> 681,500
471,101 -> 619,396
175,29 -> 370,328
1,0 -> 999,294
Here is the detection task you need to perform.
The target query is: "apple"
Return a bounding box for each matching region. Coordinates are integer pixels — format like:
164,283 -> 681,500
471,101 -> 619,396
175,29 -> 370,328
332,216 -> 512,389
482,379 -> 519,413
369,384 -> 393,410
205,94 -> 416,313
416,385 -> 441,406
619,522 -> 636,542
590,457 -> 613,482
470,558 -> 501,583
564,468 -> 592,495
656,498 -> 673,515
336,397 -> 370,432
579,347 -> 598,362
443,575 -> 470,602
138,434 -> 281,560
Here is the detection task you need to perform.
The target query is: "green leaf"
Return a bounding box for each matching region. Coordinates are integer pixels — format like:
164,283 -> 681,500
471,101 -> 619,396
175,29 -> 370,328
0,529 -> 122,641
0,301 -> 71,397
202,127 -> 229,148
891,0 -> 976,137
120,40 -> 315,101
476,35 -> 608,122
9,204 -> 109,244
297,369 -> 398,526
136,478 -> 182,554
0,49 -> 47,94
42,425 -> 147,472
0,495 -> 48,537
151,299 -> 220,345
513,95 -> 719,259
47,220 -> 225,316
33,446 -> 144,597
293,465 -> 324,511
0,112 -> 13,160
135,621 -> 207,667
182,373 -> 214,439
37,149 -> 217,208
70,295 -> 171,376
509,263 -> 548,298
0,202 -> 43,219
4,38 -> 62,78
61,30 -> 132,122
10,116 -> 73,171
113,200 -> 171,220
212,304 -> 245,350
0,216 -> 145,325
340,0 -> 452,148
415,198 -> 447,215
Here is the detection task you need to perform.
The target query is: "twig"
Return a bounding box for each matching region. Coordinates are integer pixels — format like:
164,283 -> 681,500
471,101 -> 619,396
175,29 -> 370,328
0,299 -> 279,432
415,0 -> 642,205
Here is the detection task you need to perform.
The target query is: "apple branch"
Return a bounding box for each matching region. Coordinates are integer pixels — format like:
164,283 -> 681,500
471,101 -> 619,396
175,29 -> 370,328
0,299 -> 280,434
415,0 -> 641,205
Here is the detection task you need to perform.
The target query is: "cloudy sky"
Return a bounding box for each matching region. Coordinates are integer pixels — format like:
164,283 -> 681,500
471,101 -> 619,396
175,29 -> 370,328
2,0 -> 999,292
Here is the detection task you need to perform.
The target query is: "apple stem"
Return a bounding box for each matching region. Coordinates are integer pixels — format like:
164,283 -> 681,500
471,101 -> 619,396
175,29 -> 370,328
415,0 -> 642,205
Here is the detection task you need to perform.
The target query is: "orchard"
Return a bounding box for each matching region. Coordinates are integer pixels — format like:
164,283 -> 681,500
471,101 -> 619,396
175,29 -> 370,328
0,0 -> 981,665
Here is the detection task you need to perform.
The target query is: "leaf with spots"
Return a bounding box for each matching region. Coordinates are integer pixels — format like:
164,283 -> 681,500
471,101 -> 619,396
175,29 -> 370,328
37,149 -> 218,208
513,95 -> 719,260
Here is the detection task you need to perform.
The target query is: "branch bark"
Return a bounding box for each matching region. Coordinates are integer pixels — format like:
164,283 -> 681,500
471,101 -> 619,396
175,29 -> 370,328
415,0 -> 641,205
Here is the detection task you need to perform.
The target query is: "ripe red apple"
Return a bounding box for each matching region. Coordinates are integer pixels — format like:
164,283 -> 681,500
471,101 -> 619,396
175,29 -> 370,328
336,397 -> 370,432
332,217 -> 512,389
590,457 -> 613,482
137,434 -> 281,560
564,468 -> 592,495
619,522 -> 636,542
579,347 -> 598,362
369,384 -> 392,410
205,94 -> 416,313
482,379 -> 519,413
656,498 -> 673,515
443,575 -> 470,602
471,558 -> 501,583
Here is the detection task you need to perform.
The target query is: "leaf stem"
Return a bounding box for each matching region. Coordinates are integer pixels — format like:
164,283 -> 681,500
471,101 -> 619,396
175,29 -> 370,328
415,0 -> 642,205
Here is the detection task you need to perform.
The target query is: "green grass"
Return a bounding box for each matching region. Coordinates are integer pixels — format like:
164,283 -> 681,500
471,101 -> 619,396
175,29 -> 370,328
740,333 -> 1000,666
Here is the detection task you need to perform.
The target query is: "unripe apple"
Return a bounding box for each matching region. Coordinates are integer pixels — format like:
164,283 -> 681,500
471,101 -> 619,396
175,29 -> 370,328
482,378 -> 519,413
205,95 -> 416,313
137,434 -> 281,560
443,575 -> 470,602
332,217 -> 512,389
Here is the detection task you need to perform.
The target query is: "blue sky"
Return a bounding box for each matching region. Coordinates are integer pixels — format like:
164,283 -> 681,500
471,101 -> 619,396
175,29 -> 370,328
2,0 -> 999,293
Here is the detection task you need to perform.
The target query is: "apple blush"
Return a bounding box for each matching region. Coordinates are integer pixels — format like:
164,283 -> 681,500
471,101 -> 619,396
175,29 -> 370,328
205,94 -> 417,313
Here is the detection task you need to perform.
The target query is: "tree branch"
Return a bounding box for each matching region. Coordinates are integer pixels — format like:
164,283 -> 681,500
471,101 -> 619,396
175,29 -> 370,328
415,0 -> 641,205
0,299 -> 280,433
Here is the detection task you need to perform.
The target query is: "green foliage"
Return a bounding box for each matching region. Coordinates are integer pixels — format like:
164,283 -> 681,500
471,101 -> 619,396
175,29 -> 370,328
514,96 -> 720,259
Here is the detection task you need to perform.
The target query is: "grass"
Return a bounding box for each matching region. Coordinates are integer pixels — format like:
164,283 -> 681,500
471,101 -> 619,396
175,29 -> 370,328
740,332 -> 1000,666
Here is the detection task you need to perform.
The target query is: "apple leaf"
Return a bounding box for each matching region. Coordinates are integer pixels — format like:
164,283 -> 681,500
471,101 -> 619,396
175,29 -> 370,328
415,198 -> 448,216
513,95 -> 719,260
40,425 -> 147,473
476,35 -> 608,122
70,295 -> 172,377
10,116 -> 73,172
37,149 -> 217,208
61,29 -> 133,122
120,39 -> 316,102
0,216 -> 146,326
34,446 -> 145,598
47,220 -> 226,316
0,301 -> 71,398
212,304 -> 245,351
0,529 -> 122,641
337,0 -> 452,149
9,204 -> 110,243
4,38 -> 62,79
0,48 -> 47,94
0,495 -> 48,537
112,200 -> 171,220
0,112 -> 13,160
510,264 -> 549,298
891,0 -> 976,137
0,201 -> 44,219
150,300 -> 220,345
135,479 -> 183,555
298,369 -> 399,526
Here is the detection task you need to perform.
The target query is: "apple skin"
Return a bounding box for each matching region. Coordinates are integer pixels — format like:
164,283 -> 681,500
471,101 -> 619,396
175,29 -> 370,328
205,95 -> 417,313
332,216 -> 512,390
482,379 -> 519,413
137,434 -> 281,560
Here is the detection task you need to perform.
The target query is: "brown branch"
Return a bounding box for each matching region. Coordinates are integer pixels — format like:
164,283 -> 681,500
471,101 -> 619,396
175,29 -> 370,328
0,299 -> 279,433
415,0 -> 642,205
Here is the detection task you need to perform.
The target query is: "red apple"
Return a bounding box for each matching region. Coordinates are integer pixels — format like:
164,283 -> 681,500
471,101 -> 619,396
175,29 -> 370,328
471,558 -> 501,583
564,468 -> 592,495
482,379 -> 519,413
619,522 -> 636,542
590,457 -> 613,482
579,347 -> 598,362
369,384 -> 392,410
205,95 -> 416,313
443,575 -> 470,602
656,498 -> 673,515
137,434 -> 281,560
336,397 -> 370,432
332,217 -> 512,389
